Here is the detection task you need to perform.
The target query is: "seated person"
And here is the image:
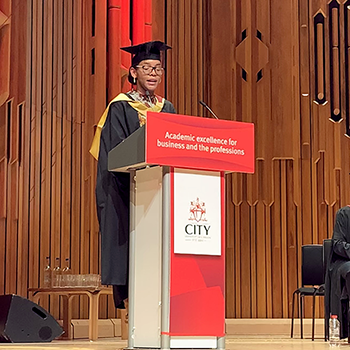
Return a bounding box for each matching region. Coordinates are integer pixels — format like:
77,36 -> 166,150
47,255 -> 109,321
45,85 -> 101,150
326,206 -> 350,338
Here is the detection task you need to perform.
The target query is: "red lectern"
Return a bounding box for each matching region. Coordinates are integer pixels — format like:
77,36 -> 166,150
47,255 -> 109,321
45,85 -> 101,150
108,112 -> 254,349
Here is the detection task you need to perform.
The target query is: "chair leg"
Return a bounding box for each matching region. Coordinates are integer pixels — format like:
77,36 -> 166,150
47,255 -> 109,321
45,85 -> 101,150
348,302 -> 350,344
324,306 -> 327,342
348,301 -> 350,344
312,294 -> 316,341
291,291 -> 296,338
300,295 -> 304,339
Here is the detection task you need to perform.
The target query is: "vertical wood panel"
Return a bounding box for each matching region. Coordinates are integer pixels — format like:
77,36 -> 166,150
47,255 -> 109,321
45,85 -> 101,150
299,1 -> 313,316
61,0 -> 72,274
280,161 -> 288,317
51,0 -> 64,318
0,216 -> 5,295
58,0 -> 72,319
0,0 -> 11,107
184,0 -> 191,114
18,0 -> 31,299
177,0 -> 185,114
28,0 -> 42,295
250,205 -> 256,318
39,0 -> 52,311
271,161 -> 282,317
234,204 -> 241,317
0,101 -> 6,295
286,160 -> 298,317
256,201 -> 267,317
5,98 -> 16,295
81,0 -> 93,319
71,0 -> 83,319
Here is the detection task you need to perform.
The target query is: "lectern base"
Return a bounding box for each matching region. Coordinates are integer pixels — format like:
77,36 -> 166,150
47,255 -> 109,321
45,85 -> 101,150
170,337 -> 217,348
127,336 -> 225,350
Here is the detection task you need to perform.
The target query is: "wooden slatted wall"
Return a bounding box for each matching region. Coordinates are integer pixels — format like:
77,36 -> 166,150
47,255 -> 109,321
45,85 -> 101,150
0,0 -> 113,320
0,0 -> 163,321
2,0 -> 350,321
166,0 -> 206,116
24,0 -> 106,319
165,0 -> 350,318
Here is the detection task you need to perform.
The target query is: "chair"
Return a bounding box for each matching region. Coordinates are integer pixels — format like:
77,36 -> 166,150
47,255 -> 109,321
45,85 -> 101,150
291,244 -> 324,340
323,238 -> 332,341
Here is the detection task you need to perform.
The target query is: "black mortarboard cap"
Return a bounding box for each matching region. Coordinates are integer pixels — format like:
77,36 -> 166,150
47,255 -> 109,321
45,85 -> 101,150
121,40 -> 171,67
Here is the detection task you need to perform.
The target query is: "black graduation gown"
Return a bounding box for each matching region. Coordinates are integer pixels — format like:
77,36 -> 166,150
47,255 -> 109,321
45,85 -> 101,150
96,98 -> 176,308
326,206 -> 350,338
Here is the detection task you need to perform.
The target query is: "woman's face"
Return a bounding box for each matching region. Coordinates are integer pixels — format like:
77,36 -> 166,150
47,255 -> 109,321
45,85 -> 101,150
130,59 -> 163,95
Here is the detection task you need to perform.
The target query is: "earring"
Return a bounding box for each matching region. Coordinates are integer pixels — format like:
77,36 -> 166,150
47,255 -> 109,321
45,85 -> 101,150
133,77 -> 137,85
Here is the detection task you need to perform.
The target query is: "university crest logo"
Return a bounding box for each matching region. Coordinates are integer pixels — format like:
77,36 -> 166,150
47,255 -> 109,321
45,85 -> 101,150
189,198 -> 207,223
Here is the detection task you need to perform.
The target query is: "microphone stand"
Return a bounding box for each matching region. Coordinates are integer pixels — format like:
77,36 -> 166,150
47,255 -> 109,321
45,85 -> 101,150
199,100 -> 219,119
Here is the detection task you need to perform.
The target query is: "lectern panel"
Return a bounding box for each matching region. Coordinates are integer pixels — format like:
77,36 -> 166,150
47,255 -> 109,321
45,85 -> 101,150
173,169 -> 221,256
133,166 -> 163,348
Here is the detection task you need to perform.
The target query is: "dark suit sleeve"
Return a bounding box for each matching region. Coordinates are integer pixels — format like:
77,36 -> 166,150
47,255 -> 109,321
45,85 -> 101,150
333,209 -> 350,259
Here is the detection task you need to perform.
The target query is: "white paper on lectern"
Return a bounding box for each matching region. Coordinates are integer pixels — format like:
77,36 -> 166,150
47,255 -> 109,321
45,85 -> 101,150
174,169 -> 221,256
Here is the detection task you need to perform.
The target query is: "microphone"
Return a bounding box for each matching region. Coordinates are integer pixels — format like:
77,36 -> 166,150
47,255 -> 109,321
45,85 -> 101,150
199,100 -> 219,119
145,90 -> 153,105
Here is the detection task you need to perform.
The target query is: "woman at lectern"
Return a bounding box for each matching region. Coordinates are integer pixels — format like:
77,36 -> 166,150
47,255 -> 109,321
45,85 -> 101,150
90,41 -> 176,312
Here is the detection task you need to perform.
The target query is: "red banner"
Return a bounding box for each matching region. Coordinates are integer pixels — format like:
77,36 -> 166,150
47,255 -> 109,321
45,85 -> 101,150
146,112 -> 255,173
168,170 -> 226,337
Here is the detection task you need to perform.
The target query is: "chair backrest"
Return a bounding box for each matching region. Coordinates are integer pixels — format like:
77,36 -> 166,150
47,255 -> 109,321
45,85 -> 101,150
302,244 -> 324,286
323,239 -> 332,277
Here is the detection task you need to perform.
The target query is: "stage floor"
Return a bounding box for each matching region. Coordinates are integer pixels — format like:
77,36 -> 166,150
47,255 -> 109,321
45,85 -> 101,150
0,337 -> 341,350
